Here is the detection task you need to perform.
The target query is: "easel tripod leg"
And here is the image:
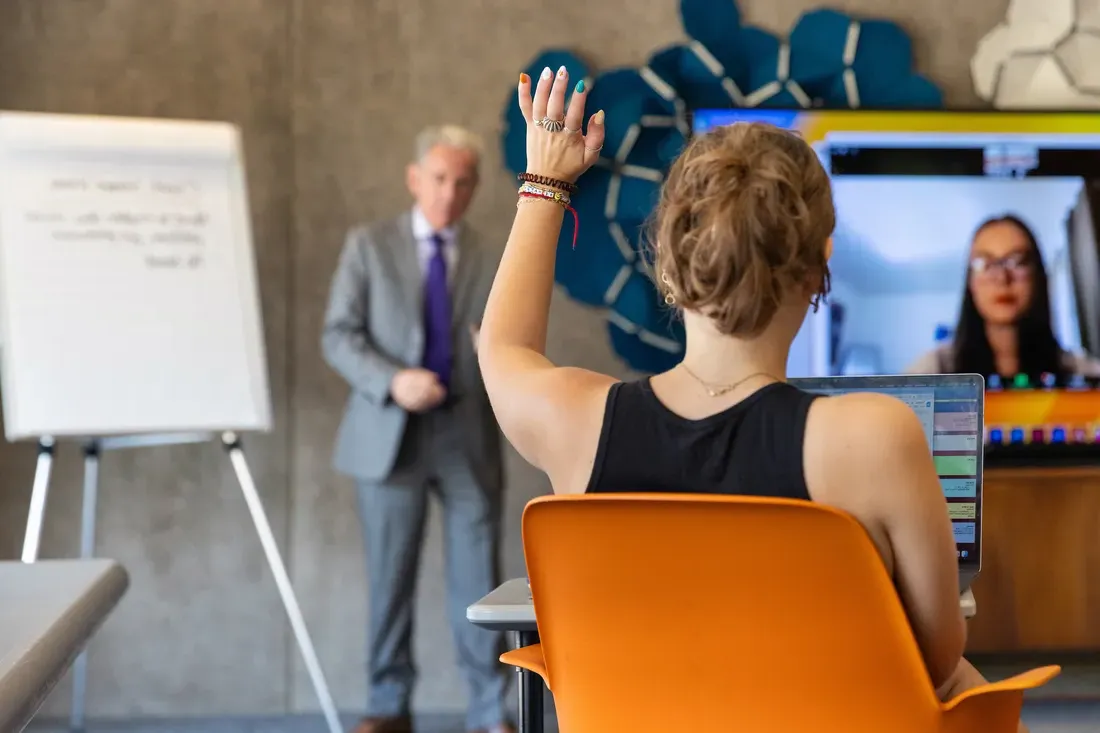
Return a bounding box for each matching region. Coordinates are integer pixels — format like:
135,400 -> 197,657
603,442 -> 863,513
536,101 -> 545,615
221,432 -> 342,733
70,441 -> 101,733
22,437 -> 57,563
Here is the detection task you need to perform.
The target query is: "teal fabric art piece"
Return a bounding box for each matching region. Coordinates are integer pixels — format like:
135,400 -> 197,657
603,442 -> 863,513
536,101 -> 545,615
500,1 -> 942,373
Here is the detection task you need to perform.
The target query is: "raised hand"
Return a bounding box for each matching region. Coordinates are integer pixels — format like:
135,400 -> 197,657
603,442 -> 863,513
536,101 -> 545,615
518,66 -> 605,184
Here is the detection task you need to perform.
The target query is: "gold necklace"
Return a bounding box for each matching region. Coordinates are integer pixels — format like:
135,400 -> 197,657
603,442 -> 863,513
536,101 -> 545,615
678,364 -> 779,398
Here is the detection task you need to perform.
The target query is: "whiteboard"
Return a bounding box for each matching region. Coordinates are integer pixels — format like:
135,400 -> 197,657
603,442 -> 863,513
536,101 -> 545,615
0,112 -> 272,440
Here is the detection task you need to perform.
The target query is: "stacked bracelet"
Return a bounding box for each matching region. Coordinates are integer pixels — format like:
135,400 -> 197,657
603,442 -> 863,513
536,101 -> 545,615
517,183 -> 579,249
518,172 -> 577,194
519,181 -> 570,205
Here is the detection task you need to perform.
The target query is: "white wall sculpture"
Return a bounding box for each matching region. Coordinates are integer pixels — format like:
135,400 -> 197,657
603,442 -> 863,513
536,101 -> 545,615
972,0 -> 1100,108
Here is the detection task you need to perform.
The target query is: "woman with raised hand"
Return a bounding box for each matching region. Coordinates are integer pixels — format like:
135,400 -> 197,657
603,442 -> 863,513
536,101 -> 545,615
477,66 -> 1019,729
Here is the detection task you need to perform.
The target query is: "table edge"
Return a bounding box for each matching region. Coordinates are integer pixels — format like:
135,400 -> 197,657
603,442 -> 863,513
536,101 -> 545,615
0,560 -> 130,731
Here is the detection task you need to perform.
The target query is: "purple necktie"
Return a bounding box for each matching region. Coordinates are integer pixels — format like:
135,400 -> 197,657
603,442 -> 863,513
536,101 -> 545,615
422,233 -> 452,388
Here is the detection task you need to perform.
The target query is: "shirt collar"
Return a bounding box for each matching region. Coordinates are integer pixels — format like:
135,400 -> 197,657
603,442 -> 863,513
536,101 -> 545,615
412,207 -> 458,244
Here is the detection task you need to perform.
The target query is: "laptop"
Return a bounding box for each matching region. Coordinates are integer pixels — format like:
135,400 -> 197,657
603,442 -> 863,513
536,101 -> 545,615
789,374 -> 984,593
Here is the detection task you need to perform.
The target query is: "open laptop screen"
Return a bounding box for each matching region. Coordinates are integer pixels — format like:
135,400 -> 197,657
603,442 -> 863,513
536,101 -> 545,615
789,374 -> 984,571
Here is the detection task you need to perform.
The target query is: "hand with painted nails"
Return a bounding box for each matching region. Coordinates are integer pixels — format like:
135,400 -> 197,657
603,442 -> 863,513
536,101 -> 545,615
518,66 -> 605,184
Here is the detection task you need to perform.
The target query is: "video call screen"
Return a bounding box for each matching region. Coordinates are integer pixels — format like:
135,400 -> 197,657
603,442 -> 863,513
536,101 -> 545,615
693,110 -> 1100,465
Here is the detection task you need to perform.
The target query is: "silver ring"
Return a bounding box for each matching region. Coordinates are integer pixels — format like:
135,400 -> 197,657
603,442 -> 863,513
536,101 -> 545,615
585,144 -> 604,153
538,116 -> 566,133
564,125 -> 581,134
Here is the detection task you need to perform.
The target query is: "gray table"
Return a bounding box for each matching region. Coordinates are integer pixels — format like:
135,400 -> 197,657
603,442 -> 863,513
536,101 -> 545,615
468,580 -> 539,733
0,559 -> 129,732
468,579 -> 978,733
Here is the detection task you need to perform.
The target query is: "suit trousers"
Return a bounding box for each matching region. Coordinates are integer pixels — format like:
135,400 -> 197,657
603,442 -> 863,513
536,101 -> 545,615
356,405 -> 508,730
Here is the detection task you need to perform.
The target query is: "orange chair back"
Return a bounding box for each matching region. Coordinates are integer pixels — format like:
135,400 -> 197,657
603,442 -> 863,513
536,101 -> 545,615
522,493 -> 944,732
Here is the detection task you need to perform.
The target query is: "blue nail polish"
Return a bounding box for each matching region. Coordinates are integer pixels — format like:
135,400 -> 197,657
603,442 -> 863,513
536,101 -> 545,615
575,80 -> 585,93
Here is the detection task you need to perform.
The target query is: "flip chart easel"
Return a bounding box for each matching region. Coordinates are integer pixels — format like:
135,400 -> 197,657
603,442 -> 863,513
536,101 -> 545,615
21,432 -> 341,733
0,112 -> 339,733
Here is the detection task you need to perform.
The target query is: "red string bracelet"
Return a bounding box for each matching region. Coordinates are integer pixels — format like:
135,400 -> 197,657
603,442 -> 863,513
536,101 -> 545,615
518,191 -> 579,249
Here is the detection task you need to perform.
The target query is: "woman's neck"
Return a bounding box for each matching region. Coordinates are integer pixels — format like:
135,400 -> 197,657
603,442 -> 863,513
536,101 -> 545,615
681,317 -> 790,382
984,324 -> 1020,374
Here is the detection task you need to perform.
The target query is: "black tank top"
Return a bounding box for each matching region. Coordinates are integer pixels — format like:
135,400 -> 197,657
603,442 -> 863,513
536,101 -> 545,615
586,380 -> 819,499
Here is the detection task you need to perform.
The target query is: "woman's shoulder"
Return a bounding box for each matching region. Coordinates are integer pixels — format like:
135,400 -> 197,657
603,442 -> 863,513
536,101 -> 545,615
807,390 -> 926,439
805,392 -> 933,484
905,345 -> 953,374
802,389 -> 937,555
1060,349 -> 1100,378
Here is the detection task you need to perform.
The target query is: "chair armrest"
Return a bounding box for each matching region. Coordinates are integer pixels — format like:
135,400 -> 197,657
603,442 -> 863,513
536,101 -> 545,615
942,665 -> 1061,711
940,666 -> 1061,733
500,643 -> 548,686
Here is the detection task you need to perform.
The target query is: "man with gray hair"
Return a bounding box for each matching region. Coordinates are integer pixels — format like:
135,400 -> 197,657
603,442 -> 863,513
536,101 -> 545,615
322,125 -> 512,733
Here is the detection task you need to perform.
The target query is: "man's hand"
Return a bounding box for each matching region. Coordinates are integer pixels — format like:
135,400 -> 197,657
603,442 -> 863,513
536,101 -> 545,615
390,368 -> 446,413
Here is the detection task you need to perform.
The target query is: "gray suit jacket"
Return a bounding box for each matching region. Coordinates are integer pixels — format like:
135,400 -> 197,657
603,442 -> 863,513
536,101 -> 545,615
321,212 -> 502,488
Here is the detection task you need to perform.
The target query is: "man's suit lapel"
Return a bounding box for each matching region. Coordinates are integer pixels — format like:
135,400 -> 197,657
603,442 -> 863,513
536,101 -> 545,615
393,212 -> 424,329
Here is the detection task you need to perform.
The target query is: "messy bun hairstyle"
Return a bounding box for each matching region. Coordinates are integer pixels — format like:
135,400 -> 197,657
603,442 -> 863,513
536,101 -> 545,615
650,121 -> 835,337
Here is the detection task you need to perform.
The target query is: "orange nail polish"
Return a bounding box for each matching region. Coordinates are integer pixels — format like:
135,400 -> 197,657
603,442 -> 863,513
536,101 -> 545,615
519,73 -> 529,84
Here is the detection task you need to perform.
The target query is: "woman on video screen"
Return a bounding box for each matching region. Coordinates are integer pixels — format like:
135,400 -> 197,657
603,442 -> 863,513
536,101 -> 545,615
907,214 -> 1100,383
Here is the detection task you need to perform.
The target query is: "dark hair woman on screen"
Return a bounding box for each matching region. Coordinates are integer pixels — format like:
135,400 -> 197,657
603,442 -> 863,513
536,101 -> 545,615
906,214 -> 1100,383
476,66 -> 1019,727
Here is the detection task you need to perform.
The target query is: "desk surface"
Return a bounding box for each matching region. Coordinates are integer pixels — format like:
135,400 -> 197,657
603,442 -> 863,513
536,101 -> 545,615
468,579 -> 978,631
0,559 -> 129,732
468,578 -> 536,629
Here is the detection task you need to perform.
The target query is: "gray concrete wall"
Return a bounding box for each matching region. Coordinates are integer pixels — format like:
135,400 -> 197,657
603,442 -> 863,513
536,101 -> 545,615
0,0 -> 1003,718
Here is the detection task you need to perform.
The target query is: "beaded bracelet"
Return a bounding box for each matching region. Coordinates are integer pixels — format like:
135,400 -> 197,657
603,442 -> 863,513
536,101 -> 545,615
518,172 -> 577,194
519,181 -> 571,205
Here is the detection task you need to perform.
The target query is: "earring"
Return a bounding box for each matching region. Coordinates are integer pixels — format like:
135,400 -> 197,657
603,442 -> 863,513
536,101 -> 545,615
660,271 -> 676,306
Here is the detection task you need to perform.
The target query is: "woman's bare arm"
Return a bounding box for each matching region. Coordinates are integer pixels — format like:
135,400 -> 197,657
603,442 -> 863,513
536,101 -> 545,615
478,199 -> 614,484
807,393 -> 967,689
477,67 -> 615,489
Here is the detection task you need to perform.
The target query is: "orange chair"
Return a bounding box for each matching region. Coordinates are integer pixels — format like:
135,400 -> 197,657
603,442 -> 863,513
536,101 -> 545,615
502,493 -> 1059,733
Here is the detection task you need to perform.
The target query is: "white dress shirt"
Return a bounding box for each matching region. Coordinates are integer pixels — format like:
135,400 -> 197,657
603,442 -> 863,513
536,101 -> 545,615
411,207 -> 458,286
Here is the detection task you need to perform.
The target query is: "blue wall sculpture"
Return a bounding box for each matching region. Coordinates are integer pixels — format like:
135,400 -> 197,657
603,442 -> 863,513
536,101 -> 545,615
500,0 -> 943,373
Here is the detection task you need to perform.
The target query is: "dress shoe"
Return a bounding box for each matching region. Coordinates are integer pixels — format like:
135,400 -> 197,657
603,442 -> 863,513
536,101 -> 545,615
470,723 -> 516,733
350,716 -> 413,733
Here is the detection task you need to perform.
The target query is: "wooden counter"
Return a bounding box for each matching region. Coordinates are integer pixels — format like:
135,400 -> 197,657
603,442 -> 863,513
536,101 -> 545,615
966,466 -> 1100,654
